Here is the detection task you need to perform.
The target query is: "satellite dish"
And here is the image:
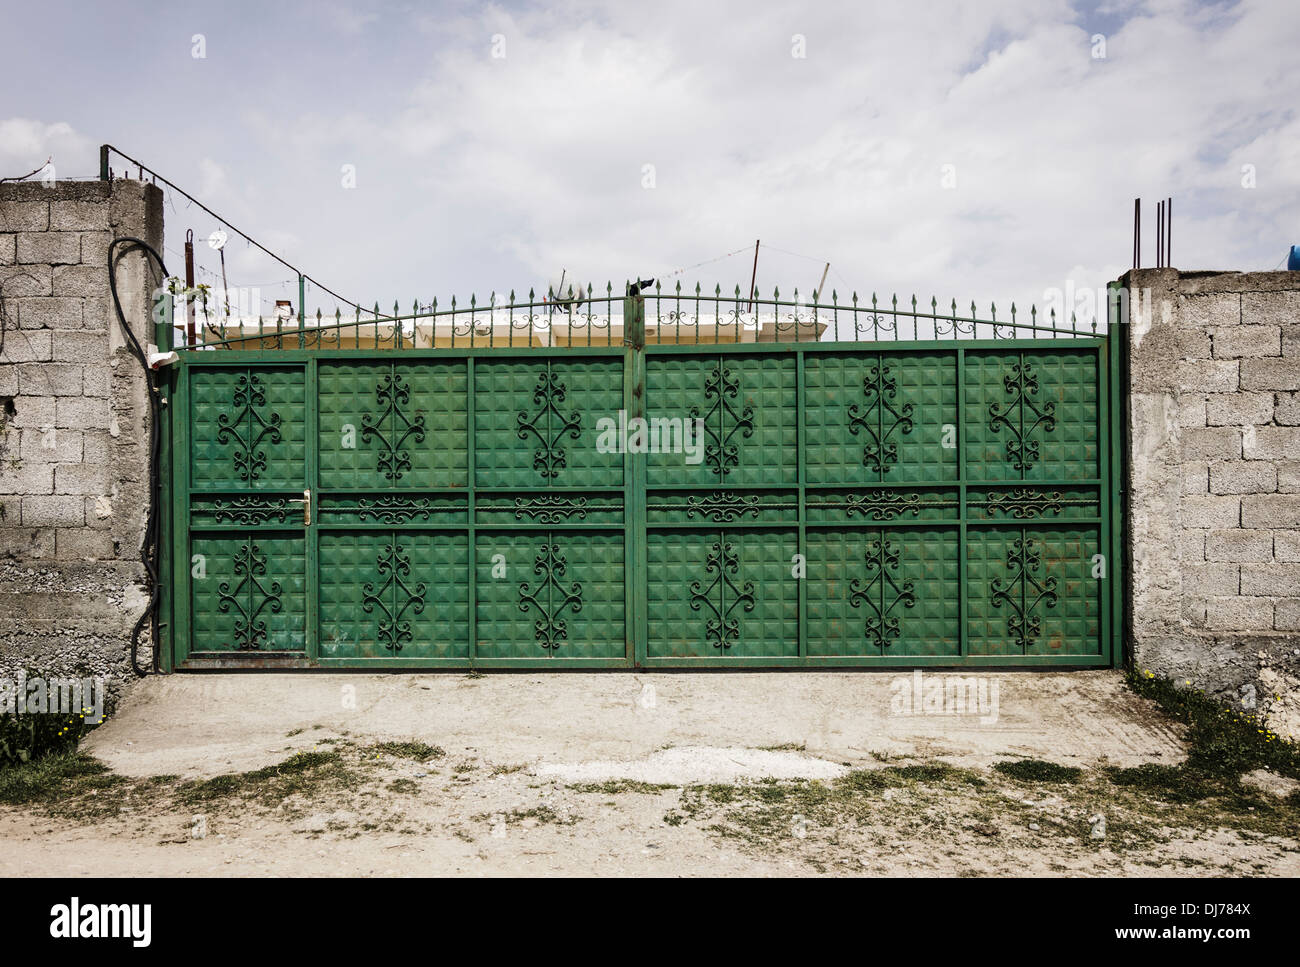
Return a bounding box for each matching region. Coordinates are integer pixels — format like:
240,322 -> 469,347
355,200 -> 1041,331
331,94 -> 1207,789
544,269 -> 587,308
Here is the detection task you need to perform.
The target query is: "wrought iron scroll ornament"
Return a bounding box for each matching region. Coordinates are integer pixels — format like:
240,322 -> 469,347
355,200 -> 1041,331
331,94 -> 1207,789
847,359 -> 914,474
361,369 -> 427,481
684,491 -> 761,522
212,496 -> 290,525
216,540 -> 283,650
690,363 -> 754,477
362,542 -> 427,653
514,495 -> 589,523
517,371 -> 583,479
689,539 -> 756,650
848,537 -> 916,649
354,495 -> 434,524
518,542 -> 584,652
989,355 -> 1057,473
216,372 -> 283,482
990,535 -> 1060,651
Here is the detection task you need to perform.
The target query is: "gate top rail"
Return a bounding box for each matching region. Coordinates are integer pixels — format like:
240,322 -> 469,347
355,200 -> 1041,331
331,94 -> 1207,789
169,279 -> 1115,352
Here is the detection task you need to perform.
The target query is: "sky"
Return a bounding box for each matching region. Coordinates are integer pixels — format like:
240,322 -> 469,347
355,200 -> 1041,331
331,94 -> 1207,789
2,0 -> 1297,325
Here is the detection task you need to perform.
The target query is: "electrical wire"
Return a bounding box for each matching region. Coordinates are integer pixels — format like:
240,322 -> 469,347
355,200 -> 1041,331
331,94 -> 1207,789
107,237 -> 168,677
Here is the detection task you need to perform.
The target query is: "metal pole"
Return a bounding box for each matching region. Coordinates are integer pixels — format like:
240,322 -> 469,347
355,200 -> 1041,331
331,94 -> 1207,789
816,261 -> 830,302
747,239 -> 760,314
99,145 -> 109,181
184,230 -> 196,347
1167,197 -> 1172,267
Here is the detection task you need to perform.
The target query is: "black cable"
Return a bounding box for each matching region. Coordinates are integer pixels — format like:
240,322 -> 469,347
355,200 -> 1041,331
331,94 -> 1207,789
107,237 -> 168,676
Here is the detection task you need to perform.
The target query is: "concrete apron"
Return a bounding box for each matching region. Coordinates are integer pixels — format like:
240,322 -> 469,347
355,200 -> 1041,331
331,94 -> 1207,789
85,670 -> 1186,782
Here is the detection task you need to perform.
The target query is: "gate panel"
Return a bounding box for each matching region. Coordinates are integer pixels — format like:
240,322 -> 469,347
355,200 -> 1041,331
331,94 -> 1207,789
190,531 -> 306,652
646,529 -> 799,658
805,526 -> 960,657
318,531 -> 469,658
803,352 -> 958,484
473,531 -> 625,659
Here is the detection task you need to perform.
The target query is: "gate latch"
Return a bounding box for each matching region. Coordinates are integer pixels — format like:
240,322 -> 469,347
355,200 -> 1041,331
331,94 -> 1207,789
288,489 -> 311,525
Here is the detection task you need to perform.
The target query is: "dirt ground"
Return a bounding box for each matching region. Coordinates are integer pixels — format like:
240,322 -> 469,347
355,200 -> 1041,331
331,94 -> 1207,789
2,670 -> 1297,876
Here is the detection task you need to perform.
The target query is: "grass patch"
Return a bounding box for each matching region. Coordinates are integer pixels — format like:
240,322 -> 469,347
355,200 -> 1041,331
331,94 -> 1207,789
176,750 -> 355,807
0,752 -> 123,807
386,778 -> 419,794
367,741 -> 445,762
1127,667 -> 1299,780
568,780 -> 678,795
993,759 -> 1083,784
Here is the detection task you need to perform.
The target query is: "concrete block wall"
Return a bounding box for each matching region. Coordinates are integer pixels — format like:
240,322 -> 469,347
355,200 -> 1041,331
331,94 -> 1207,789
0,180 -> 163,701
1124,268 -> 1300,737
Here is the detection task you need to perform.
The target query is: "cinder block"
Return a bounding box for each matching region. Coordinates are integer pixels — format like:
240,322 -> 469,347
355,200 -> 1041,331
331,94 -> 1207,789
1180,426 -> 1241,461
15,297 -> 81,330
1241,358 -> 1300,392
80,296 -> 109,332
1276,598 -> 1300,631
0,201 -> 49,231
1241,563 -> 1300,596
1178,528 -> 1207,560
1179,330 -> 1211,359
1242,494 -> 1300,527
81,431 -> 111,464
1206,595 -> 1273,631
1213,326 -> 1281,359
1181,495 -> 1240,528
1181,293 -> 1240,328
20,494 -> 85,526
1181,463 -> 1209,494
0,462 -> 53,494
0,329 -> 53,363
48,200 -> 109,232
54,463 -> 109,495
0,364 -> 16,396
1280,462 -> 1300,493
1275,531 -> 1300,562
1211,460 -> 1277,494
1242,290 -> 1300,328
0,234 -> 13,265
1277,393 -> 1300,425
0,264 -> 52,297
52,264 -> 109,297
1205,392 -> 1274,426
8,395 -> 55,428
16,362 -> 81,396
1244,426 -> 1300,461
50,331 -> 108,364
54,396 -> 111,429
54,528 -> 114,561
1182,562 -> 1239,595
1176,359 -> 1238,393
19,427 -> 82,463
1206,529 -> 1274,562
16,232 -> 81,265
79,232 -> 112,267
82,366 -> 109,398
0,527 -> 54,559
1178,397 -> 1207,428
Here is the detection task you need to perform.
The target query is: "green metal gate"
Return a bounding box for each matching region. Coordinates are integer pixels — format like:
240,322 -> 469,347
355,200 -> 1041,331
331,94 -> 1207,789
161,286 -> 1123,669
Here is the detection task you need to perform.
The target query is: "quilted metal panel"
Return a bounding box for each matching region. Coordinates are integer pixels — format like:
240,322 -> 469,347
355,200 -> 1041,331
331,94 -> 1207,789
190,366 -> 305,489
803,352 -> 958,484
